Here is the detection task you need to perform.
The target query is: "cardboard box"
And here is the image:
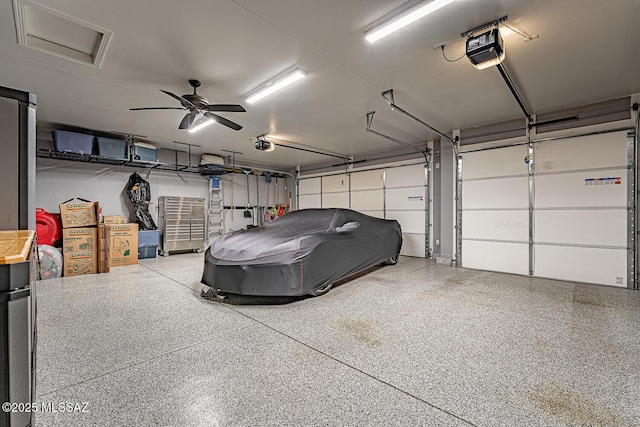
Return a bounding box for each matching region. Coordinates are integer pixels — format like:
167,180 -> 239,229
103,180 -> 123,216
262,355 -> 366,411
98,225 -> 110,273
59,200 -> 100,228
62,227 -> 98,252
103,215 -> 127,225
108,223 -> 138,266
63,251 -> 98,277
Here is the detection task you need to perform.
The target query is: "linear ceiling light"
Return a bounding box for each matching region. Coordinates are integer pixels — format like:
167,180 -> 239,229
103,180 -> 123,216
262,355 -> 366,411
188,117 -> 215,133
365,0 -> 456,43
245,67 -> 306,104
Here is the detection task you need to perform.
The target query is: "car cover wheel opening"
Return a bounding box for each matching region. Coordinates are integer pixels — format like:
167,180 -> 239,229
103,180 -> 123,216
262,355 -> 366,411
309,283 -> 332,296
383,254 -> 399,265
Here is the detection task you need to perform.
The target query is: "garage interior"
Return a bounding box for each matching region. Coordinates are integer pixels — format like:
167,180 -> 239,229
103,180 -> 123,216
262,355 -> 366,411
1,0 -> 640,426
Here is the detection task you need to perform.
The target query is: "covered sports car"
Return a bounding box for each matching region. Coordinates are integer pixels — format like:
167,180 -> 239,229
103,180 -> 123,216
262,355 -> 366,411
201,208 -> 402,296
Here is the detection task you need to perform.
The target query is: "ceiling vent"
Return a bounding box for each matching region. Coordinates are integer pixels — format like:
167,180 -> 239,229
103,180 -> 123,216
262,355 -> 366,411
12,0 -> 112,67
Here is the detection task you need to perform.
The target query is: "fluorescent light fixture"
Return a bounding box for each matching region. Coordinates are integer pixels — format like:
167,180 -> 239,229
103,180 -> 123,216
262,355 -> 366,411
188,117 -> 215,133
245,67 -> 306,104
365,0 -> 456,43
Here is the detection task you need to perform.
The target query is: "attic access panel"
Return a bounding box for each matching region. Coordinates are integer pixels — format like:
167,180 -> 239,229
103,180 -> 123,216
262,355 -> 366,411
13,0 -> 112,67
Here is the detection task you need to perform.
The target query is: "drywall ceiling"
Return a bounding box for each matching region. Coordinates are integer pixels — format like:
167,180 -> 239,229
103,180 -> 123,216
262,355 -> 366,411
1,0 -> 638,169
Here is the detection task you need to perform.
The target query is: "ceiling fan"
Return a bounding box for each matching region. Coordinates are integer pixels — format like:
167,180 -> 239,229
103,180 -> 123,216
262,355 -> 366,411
130,79 -> 246,131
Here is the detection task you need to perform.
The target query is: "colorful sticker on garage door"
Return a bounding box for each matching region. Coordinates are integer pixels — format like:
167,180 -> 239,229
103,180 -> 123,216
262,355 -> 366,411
407,196 -> 424,201
584,177 -> 621,186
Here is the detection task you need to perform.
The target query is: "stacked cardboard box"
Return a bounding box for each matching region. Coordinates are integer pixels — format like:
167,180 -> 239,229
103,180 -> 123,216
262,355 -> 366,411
107,223 -> 138,266
59,200 -> 100,277
103,215 -> 127,225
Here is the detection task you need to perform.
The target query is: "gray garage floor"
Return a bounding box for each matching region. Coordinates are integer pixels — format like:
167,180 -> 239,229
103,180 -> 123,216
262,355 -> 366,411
34,253 -> 640,426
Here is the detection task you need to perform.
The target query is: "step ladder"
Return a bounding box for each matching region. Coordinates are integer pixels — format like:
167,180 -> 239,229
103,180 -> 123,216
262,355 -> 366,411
207,177 -> 224,245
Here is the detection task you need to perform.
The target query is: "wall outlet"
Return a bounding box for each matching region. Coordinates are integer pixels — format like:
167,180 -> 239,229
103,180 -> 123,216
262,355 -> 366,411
436,239 -> 440,246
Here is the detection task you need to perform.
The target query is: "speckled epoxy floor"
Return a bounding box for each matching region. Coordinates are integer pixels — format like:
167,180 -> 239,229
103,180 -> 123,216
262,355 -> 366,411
34,254 -> 640,426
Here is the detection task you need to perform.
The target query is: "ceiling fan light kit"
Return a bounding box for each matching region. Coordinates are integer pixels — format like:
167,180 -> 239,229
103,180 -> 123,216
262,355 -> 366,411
188,117 -> 215,133
130,79 -> 246,131
245,67 -> 307,104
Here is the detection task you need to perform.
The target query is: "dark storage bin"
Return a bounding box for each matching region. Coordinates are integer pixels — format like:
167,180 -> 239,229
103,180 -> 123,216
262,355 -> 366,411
133,142 -> 157,162
138,230 -> 160,247
96,137 -> 127,160
138,245 -> 158,259
52,130 -> 94,155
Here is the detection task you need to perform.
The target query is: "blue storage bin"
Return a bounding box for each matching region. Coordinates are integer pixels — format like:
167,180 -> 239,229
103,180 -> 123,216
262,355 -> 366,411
138,230 -> 160,247
133,142 -> 157,162
138,245 -> 158,259
52,130 -> 94,155
96,137 -> 127,159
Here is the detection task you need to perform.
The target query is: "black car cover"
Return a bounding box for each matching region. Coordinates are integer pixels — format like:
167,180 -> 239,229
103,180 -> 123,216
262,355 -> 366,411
202,208 -> 402,296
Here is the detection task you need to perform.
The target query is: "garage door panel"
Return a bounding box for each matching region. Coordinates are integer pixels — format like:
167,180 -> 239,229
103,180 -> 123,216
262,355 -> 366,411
385,211 -> 425,234
534,169 -> 626,208
351,190 -> 384,211
322,174 -> 349,192
351,170 -> 384,191
322,192 -> 349,208
462,210 -> 528,242
385,186 -> 425,210
462,145 -> 528,179
462,240 -> 528,275
360,210 -> 384,219
299,178 -> 321,195
534,245 -> 626,287
535,132 -> 627,173
299,194 -> 321,209
400,233 -> 424,257
534,210 -> 626,247
385,164 -> 426,188
463,177 -> 528,209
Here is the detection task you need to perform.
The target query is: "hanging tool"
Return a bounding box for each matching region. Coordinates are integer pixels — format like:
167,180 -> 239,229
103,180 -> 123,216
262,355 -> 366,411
230,173 -> 234,221
264,175 -> 270,223
243,170 -> 252,218
283,179 -> 287,212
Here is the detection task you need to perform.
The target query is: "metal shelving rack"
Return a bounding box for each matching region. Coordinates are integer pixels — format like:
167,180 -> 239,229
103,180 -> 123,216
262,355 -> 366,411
36,148 -> 204,174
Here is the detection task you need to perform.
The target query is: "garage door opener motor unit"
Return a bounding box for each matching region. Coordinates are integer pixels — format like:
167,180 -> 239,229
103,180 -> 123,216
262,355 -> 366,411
466,28 -> 505,70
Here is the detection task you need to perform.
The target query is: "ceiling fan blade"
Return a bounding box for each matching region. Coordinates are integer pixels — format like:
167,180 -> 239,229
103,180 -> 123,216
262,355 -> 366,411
205,104 -> 246,113
130,107 -> 186,111
204,112 -> 243,131
179,111 -> 198,129
160,89 -> 195,109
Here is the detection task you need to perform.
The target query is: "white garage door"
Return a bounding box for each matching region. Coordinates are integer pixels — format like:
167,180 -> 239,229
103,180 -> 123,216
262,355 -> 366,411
298,162 -> 428,258
298,177 -> 321,209
461,145 -> 530,275
460,130 -> 633,287
385,164 -> 427,258
351,169 -> 384,218
322,173 -> 350,208
533,131 -> 630,287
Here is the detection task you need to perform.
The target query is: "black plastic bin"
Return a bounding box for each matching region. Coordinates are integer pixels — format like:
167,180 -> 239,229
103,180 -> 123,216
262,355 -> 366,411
96,137 -> 127,160
138,245 -> 158,259
52,130 -> 94,155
